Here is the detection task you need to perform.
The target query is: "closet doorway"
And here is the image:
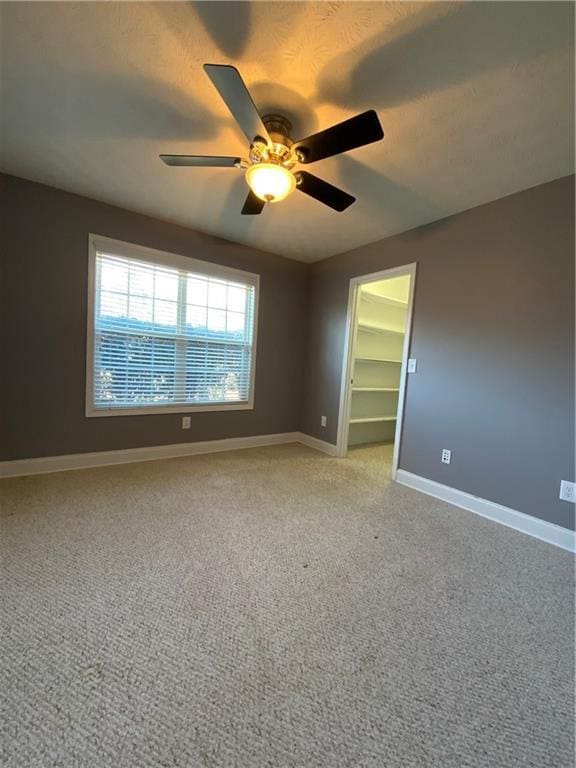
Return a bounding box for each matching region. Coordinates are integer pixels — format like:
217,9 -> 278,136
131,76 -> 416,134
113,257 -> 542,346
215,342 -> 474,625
336,264 -> 416,478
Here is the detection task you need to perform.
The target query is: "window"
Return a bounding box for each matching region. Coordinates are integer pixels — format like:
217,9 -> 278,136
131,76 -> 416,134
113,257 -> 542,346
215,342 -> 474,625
86,235 -> 259,416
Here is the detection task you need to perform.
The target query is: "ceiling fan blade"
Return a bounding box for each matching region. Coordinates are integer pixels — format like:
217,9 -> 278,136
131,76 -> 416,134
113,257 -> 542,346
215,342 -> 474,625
294,110 -> 384,164
204,64 -> 271,146
160,155 -> 241,167
241,190 -> 265,215
295,171 -> 355,212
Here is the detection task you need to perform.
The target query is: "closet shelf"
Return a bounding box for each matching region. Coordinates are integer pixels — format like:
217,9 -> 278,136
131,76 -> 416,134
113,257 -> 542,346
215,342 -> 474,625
352,387 -> 399,392
355,356 -> 401,364
361,292 -> 408,308
357,322 -> 404,336
350,415 -> 397,424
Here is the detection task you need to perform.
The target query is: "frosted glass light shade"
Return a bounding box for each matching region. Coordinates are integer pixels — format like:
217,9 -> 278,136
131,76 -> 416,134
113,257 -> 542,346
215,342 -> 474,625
245,163 -> 296,203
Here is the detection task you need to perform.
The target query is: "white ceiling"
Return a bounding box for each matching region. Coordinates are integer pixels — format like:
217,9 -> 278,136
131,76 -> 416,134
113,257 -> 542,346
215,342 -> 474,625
1,2 -> 573,262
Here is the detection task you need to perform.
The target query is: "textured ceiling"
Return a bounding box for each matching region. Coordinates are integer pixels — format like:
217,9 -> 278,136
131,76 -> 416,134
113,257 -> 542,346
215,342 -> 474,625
1,2 -> 574,262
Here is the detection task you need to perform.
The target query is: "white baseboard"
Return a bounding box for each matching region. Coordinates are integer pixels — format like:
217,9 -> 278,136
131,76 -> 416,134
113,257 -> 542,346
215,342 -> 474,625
396,469 -> 575,553
0,432 -> 304,478
0,431 -> 338,479
296,432 -> 339,456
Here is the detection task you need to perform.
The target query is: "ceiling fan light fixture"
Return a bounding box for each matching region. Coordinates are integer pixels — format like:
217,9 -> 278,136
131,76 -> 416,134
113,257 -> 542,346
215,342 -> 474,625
161,65 -> 384,214
245,163 -> 296,203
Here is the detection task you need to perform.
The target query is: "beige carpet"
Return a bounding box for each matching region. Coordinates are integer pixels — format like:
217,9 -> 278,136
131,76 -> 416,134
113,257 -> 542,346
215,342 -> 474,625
0,443 -> 573,768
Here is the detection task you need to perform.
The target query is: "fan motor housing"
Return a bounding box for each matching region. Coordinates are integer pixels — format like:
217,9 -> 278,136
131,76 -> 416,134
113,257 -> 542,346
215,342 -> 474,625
263,114 -> 292,143
250,114 -> 297,168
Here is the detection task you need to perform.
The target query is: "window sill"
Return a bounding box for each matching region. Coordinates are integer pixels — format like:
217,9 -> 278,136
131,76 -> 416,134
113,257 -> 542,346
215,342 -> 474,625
85,401 -> 253,418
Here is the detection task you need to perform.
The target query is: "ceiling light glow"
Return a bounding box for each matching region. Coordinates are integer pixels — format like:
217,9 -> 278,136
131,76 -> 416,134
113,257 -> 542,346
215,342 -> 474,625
245,163 -> 296,203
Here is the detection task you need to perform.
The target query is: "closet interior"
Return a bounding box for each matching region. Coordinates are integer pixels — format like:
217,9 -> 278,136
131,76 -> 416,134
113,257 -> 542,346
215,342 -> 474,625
348,275 -> 410,448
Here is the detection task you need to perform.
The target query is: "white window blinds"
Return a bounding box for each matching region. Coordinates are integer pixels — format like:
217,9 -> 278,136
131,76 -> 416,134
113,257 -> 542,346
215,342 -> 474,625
87,238 -> 258,415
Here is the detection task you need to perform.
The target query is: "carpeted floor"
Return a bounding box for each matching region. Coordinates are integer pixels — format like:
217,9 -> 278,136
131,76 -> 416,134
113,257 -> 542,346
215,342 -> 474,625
0,443 -> 573,768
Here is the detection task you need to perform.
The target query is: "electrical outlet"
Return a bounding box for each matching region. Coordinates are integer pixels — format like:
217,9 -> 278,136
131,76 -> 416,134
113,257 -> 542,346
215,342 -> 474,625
441,449 -> 451,465
182,416 -> 191,430
407,358 -> 417,373
560,480 -> 575,503
321,415 -> 327,428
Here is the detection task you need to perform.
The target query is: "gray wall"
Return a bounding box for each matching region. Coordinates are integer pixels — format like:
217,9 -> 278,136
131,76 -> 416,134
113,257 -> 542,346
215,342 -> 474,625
0,174 -> 308,460
302,175 -> 575,529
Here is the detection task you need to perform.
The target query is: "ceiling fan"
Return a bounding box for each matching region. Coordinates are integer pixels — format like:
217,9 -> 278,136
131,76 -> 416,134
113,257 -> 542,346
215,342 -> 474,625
160,64 -> 384,215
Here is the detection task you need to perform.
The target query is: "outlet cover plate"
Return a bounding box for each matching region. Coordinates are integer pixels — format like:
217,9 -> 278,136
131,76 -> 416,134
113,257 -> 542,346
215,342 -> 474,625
441,449 -> 451,465
560,480 -> 575,503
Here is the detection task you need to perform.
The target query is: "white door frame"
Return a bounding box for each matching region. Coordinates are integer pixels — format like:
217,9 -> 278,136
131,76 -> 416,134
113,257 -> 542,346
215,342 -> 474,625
335,263 -> 417,479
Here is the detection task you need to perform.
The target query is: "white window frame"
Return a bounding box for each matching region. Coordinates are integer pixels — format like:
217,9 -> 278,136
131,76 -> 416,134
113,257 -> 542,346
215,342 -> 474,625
85,234 -> 260,417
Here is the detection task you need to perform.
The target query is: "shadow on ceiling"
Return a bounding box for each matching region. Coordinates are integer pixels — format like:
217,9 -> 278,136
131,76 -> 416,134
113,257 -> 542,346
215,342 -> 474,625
28,73 -> 221,142
315,1 -> 575,110
153,1 -> 311,130
337,155 -> 445,224
192,1 -> 252,59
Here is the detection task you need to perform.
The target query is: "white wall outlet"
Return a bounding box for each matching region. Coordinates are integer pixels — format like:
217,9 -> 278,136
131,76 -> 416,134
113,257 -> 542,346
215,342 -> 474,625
407,358 -> 417,373
441,449 -> 451,465
560,480 -> 575,503
182,416 -> 191,430
321,415 -> 327,428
